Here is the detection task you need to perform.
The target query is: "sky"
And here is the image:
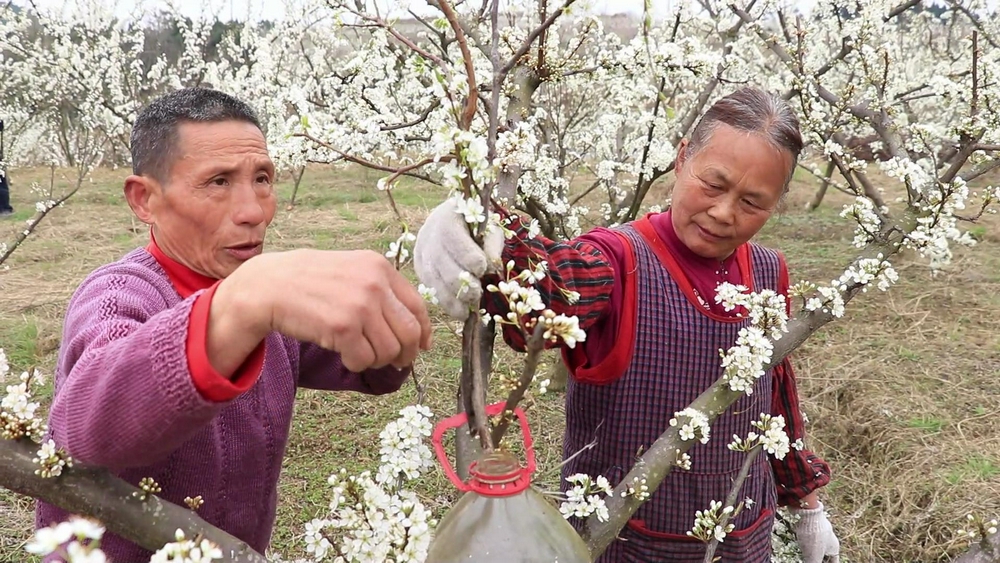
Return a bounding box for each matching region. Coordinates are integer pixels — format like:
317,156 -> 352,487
21,0 -> 996,23
20,0 -> 740,22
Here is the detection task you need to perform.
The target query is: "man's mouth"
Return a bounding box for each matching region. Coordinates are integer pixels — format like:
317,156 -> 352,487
224,241 -> 263,260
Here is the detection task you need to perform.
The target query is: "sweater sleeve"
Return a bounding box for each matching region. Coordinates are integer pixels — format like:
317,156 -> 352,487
48,269 -> 233,470
768,251 -> 832,505
482,212 -> 617,352
297,343 -> 411,395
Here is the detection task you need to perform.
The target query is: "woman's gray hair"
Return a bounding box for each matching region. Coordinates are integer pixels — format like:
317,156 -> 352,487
686,87 -> 803,191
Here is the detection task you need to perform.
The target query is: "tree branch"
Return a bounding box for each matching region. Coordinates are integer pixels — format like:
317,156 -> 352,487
0,438 -> 266,562
490,322 -> 546,446
293,132 -> 441,185
498,0 -> 578,79
436,0 -> 479,130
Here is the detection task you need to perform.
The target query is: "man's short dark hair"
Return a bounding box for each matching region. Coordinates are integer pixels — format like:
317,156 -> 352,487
130,87 -> 263,183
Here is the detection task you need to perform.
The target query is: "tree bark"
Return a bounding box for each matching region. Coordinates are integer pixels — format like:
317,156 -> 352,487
0,438 -> 267,562
806,160 -> 836,211
454,320 -> 496,479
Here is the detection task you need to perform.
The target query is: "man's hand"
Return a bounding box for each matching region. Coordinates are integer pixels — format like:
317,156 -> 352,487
413,196 -> 505,320
790,501 -> 840,563
214,248 -> 433,374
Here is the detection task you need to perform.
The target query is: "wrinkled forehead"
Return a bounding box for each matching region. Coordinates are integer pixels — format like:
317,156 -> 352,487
168,120 -> 274,178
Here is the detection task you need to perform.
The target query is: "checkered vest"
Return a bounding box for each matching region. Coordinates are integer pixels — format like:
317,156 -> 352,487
562,219 -> 784,562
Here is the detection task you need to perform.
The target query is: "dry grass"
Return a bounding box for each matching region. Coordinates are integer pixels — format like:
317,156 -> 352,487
0,163 -> 998,562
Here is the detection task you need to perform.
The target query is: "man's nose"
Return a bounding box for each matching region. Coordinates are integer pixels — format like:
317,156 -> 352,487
232,184 -> 267,226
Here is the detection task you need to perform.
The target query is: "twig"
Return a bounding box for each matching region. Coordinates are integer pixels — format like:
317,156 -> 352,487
437,0 -> 479,130
328,0 -> 448,70
498,0 -> 579,79
0,181 -> 81,268
490,322 -> 546,446
702,447 -> 762,563
293,132 -> 441,186
411,369 -> 427,405
380,99 -> 442,132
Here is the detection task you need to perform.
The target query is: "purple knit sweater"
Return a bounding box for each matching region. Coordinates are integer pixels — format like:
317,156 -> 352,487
34,246 -> 410,561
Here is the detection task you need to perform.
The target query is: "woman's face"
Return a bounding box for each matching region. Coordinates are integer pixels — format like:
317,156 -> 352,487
669,123 -> 793,261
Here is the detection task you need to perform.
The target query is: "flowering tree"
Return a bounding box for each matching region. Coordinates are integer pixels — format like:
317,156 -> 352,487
280,0 -> 1000,559
1,0 -> 1000,561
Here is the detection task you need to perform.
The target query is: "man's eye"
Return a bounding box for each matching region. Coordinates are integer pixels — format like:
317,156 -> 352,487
212,178 -> 227,186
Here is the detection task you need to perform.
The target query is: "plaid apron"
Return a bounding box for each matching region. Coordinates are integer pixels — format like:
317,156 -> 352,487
562,220 -> 784,562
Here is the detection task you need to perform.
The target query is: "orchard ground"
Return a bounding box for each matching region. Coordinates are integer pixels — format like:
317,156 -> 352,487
0,164 -> 998,563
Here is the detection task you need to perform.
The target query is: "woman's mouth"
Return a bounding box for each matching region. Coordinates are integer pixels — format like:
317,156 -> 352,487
697,225 -> 725,242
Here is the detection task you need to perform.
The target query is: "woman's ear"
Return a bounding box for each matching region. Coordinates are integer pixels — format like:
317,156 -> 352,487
675,139 -> 689,173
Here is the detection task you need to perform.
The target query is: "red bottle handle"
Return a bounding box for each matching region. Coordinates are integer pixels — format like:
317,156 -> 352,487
432,401 -> 536,493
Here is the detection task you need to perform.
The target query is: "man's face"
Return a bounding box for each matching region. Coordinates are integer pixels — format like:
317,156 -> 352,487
146,120 -> 277,278
669,123 -> 792,261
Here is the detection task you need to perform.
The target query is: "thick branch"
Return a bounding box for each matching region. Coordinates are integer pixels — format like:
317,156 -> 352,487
437,0 -> 479,130
0,438 -> 266,562
885,0 -> 921,21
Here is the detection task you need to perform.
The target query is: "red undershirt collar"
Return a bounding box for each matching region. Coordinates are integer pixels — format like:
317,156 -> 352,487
144,229 -> 217,298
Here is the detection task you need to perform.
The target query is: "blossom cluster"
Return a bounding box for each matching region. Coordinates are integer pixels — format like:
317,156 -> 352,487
559,473 -> 613,522
303,405 -> 437,562
27,518 -> 224,563
484,258 -> 586,349
727,414 -> 791,460
0,349 -> 46,441
686,500 -> 736,543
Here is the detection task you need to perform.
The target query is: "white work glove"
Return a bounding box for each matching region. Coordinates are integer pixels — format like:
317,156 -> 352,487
790,502 -> 840,563
413,196 -> 505,320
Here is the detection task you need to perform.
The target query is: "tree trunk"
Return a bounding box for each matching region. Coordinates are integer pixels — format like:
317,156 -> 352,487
454,320 -> 496,480
806,160 -> 836,211
287,166 -> 306,209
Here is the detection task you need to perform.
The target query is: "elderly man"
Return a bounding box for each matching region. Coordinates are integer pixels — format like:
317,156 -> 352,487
35,87 -> 432,560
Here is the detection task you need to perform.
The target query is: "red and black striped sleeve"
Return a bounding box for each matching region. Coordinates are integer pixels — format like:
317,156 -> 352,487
769,252 -> 832,505
481,213 -> 616,352
769,357 -> 833,506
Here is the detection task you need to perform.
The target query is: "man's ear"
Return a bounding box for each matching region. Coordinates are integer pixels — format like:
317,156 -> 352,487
124,175 -> 160,225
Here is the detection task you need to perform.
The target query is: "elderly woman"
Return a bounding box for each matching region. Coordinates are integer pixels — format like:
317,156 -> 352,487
35,87 -> 432,561
415,87 -> 840,562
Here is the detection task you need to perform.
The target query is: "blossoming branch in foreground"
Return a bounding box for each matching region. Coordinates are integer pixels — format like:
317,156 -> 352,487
303,405 -> 436,563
